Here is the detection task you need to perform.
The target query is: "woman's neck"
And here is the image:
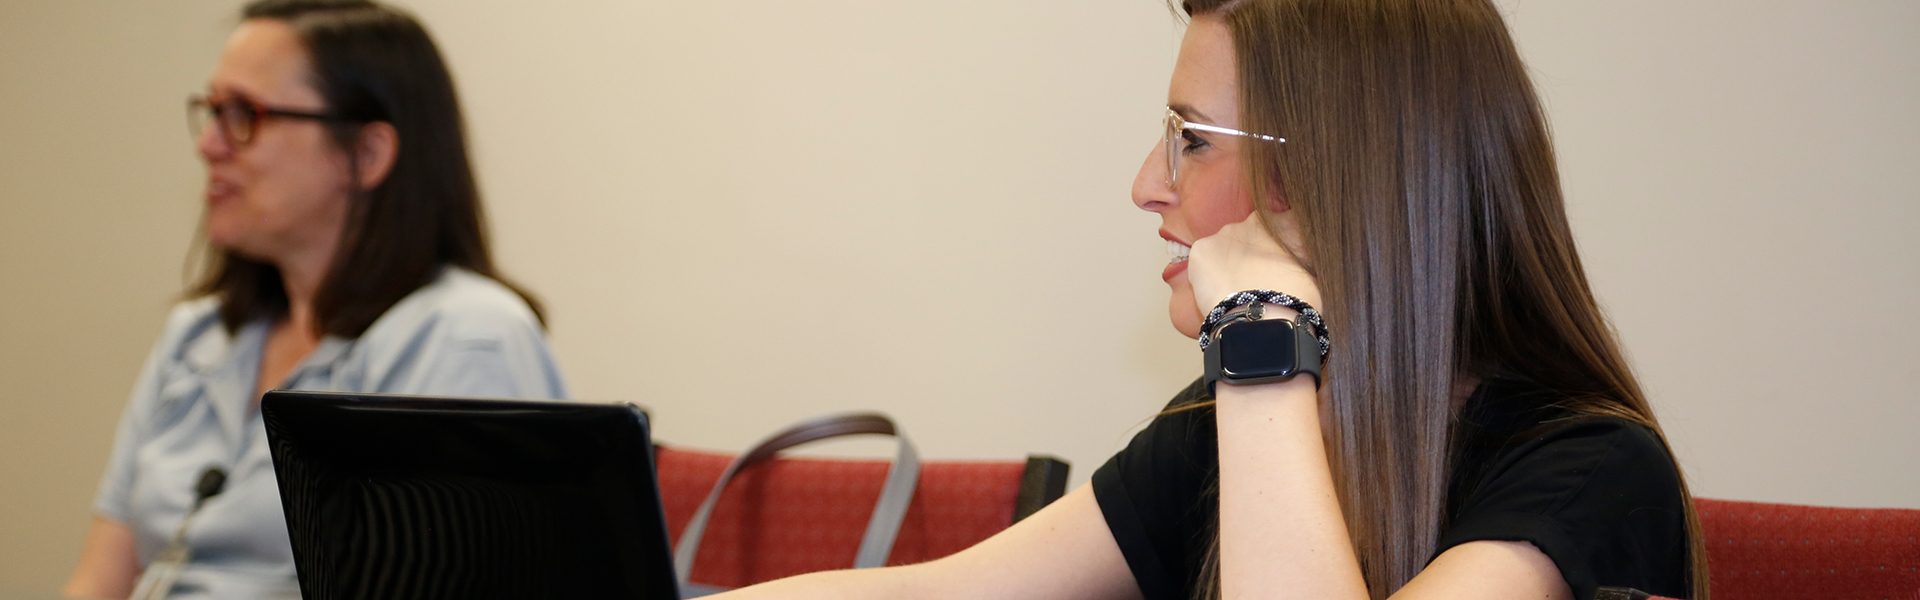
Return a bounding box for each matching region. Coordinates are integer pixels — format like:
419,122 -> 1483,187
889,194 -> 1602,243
273,235 -> 339,336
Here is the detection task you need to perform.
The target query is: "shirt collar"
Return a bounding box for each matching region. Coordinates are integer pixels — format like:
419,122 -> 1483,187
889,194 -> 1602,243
179,320 -> 357,447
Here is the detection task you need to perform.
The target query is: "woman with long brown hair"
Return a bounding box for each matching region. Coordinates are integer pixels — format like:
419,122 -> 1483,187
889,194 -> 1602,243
63,1 -> 566,598
704,0 -> 1702,598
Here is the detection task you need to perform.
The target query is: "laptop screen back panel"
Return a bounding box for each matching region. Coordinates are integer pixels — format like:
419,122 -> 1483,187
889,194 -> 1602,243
263,392 -> 680,600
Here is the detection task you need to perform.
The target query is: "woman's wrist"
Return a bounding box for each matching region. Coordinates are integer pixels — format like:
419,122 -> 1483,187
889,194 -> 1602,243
1197,290 -> 1330,355
1215,371 -> 1319,398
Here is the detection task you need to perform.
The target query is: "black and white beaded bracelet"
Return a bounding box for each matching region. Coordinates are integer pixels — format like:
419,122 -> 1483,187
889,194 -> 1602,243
1197,290 -> 1331,359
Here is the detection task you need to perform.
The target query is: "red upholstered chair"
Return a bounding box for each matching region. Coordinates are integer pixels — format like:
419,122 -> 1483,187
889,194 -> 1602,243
1638,498 -> 1920,600
654,445 -> 1069,590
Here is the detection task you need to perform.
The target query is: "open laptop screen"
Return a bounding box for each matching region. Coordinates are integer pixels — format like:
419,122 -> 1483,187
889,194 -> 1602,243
262,391 -> 679,600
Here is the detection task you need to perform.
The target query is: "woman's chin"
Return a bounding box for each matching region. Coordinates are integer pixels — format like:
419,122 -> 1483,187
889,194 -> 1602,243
1169,295 -> 1201,339
204,232 -> 247,256
203,214 -> 246,247
202,228 -> 269,262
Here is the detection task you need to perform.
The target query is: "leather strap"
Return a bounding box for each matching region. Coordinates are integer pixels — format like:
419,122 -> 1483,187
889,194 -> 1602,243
673,412 -> 921,594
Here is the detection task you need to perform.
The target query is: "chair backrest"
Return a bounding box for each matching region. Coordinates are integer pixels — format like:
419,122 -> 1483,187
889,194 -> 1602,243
1692,498 -> 1920,600
654,446 -> 1068,589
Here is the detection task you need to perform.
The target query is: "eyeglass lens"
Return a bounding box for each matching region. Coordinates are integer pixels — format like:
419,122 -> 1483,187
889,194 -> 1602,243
187,97 -> 256,145
1163,111 -> 1182,187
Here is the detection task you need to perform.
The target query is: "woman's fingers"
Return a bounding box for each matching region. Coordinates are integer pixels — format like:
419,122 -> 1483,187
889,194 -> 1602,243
1188,212 -> 1321,317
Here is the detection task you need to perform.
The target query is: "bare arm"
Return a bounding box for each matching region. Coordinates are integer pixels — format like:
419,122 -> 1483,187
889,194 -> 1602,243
63,516 -> 140,599
706,484 -> 1143,600
1214,381 -> 1572,600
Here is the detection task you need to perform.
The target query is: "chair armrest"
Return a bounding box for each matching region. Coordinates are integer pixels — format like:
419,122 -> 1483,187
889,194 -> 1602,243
1013,455 -> 1070,523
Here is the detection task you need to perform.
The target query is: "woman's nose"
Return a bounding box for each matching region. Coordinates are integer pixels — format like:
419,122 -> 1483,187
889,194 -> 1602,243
1132,139 -> 1174,213
195,121 -> 231,162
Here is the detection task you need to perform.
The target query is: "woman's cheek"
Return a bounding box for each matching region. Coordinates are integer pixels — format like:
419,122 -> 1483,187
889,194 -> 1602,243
1188,196 -> 1256,241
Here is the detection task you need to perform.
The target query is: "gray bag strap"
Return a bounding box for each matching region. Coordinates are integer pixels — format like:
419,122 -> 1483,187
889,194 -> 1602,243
672,412 -> 921,594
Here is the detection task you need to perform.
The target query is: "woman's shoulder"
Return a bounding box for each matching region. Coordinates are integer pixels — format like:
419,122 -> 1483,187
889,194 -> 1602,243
411,266 -> 541,322
166,295 -> 224,323
1457,375 -> 1657,447
1489,410 -> 1673,480
152,296 -> 234,363
334,267 -> 566,397
359,266 -> 544,343
1450,375 -> 1682,518
160,295 -> 224,332
1444,378 -> 1689,598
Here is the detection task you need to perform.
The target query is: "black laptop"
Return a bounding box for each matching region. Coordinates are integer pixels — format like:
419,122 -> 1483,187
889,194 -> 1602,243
262,391 -> 681,600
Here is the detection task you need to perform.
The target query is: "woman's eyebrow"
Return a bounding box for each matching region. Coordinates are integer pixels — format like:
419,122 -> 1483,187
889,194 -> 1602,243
206,81 -> 258,102
1169,103 -> 1216,125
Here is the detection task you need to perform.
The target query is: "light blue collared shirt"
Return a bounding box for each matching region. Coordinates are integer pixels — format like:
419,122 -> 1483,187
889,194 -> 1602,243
92,267 -> 569,600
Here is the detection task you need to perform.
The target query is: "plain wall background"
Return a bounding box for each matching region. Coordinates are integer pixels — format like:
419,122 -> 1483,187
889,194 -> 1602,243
2,0 -> 1914,593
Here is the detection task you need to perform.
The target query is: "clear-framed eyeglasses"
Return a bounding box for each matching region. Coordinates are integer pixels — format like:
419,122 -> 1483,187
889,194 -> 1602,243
1164,107 -> 1284,187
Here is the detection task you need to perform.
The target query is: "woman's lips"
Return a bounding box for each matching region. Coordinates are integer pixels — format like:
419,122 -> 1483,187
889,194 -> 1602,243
1161,235 -> 1192,282
205,179 -> 238,205
1162,259 -> 1189,282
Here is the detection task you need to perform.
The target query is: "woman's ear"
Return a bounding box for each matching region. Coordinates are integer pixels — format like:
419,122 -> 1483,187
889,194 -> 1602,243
1264,169 -> 1291,212
1267,194 -> 1290,213
1261,186 -> 1310,268
353,121 -> 399,191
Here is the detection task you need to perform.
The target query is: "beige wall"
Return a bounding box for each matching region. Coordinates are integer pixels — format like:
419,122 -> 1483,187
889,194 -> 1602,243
2,0 -> 1914,593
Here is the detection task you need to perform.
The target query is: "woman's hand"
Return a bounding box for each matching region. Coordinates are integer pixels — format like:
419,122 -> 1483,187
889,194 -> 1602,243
1185,211 -> 1322,318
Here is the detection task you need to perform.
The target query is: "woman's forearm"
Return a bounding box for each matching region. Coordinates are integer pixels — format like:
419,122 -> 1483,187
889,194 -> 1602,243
1214,378 -> 1368,599
704,563 -> 935,600
63,516 -> 140,599
701,485 -> 1142,600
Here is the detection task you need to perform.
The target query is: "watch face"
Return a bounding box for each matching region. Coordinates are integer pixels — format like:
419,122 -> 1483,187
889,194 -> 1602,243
1218,319 -> 1298,380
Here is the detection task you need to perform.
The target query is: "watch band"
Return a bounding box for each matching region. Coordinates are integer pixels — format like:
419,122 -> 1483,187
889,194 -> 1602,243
1198,290 -> 1330,359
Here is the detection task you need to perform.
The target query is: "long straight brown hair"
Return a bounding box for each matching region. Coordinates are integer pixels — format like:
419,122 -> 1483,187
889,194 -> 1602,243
191,0 -> 543,337
1178,0 -> 1708,597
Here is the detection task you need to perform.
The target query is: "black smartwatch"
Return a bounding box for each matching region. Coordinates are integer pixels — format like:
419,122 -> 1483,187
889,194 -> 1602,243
1203,302 -> 1323,391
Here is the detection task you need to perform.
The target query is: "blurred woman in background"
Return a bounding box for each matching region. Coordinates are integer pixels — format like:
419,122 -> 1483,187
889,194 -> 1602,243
63,1 -> 566,598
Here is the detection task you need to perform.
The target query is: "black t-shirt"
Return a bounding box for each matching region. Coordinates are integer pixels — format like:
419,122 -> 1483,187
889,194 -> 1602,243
1092,377 -> 1689,600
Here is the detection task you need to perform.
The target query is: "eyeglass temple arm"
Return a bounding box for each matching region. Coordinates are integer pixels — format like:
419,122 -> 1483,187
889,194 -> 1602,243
1183,121 -> 1285,143
258,108 -> 359,122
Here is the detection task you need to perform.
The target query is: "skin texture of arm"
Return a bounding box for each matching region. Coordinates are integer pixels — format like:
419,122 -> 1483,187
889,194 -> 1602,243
62,516 -> 140,599
704,485 -> 1143,600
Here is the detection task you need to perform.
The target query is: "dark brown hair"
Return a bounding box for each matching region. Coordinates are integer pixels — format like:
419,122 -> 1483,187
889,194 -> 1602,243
191,0 -> 543,337
1177,0 -> 1707,597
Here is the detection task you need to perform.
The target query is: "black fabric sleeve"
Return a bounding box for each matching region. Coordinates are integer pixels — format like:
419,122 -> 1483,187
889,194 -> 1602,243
1435,417 -> 1690,600
1091,378 -> 1215,600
